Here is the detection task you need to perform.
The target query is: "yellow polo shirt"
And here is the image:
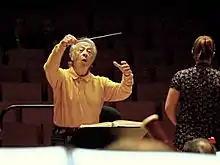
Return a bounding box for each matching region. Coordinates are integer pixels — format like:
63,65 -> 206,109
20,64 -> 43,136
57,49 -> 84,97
44,44 -> 133,127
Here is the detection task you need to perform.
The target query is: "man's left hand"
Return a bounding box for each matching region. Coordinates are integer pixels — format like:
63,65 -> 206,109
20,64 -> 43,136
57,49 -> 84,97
113,61 -> 133,77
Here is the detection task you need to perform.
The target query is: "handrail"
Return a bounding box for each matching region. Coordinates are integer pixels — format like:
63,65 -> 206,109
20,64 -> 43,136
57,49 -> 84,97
0,104 -> 54,132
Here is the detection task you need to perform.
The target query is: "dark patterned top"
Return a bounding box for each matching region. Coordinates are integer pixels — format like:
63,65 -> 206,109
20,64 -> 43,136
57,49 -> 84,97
170,63 -> 220,150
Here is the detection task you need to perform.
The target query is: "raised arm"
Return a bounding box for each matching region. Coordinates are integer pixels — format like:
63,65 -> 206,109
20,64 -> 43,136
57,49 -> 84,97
103,61 -> 134,102
43,34 -> 77,87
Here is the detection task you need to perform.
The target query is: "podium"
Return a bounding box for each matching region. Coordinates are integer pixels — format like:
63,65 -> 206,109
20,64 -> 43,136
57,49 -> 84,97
0,104 -> 172,149
52,122 -> 148,148
0,104 -> 148,148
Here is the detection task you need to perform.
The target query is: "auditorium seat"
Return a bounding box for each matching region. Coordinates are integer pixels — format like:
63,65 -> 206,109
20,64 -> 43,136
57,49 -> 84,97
0,101 -> 54,146
25,49 -> 45,68
0,102 -> 17,122
133,49 -> 151,67
1,83 -> 42,101
1,122 -> 42,147
0,65 -> 23,82
47,86 -> 53,102
0,48 -> 4,64
132,49 -> 153,83
19,102 -> 53,146
137,83 -> 168,101
42,124 -> 53,146
133,66 -> 152,83
8,49 -> 45,69
0,101 -> 50,123
155,65 -> 178,82
116,101 -> 156,121
7,49 -> 26,69
133,50 -> 166,77
25,66 -> 47,83
22,106 -> 53,125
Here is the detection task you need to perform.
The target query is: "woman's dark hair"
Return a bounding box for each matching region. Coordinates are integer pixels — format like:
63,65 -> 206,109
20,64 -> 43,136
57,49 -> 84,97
192,36 -> 215,61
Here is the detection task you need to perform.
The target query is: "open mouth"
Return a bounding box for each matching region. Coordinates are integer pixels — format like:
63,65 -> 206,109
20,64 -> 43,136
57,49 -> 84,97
82,59 -> 87,62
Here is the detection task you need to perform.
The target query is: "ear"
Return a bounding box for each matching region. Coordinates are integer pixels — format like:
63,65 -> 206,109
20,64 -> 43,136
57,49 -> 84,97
70,54 -> 76,61
68,61 -> 73,68
213,51 -> 215,56
191,47 -> 194,55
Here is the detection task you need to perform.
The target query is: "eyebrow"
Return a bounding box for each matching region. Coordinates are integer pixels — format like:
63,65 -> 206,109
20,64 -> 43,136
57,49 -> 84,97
79,46 -> 92,50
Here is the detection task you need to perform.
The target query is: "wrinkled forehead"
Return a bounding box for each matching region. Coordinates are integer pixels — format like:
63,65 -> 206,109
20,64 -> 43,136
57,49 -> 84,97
75,41 -> 92,49
69,39 -> 97,58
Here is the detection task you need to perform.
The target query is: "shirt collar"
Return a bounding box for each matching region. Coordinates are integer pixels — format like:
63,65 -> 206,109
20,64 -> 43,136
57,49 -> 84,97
68,67 -> 92,82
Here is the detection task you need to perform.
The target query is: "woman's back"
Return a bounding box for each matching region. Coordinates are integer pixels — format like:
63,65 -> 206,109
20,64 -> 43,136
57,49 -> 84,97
172,63 -> 220,150
165,35 -> 220,150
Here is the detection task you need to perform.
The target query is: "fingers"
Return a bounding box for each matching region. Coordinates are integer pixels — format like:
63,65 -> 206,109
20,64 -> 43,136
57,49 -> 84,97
124,70 -> 132,76
113,61 -> 132,76
66,34 -> 77,44
113,61 -> 129,68
121,63 -> 130,71
121,61 -> 132,76
113,61 -> 121,69
60,34 -> 77,47
120,61 -> 130,72
120,61 -> 127,65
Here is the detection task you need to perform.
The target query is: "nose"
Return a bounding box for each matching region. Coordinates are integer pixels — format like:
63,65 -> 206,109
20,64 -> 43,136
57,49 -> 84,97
82,53 -> 88,58
82,49 -> 89,57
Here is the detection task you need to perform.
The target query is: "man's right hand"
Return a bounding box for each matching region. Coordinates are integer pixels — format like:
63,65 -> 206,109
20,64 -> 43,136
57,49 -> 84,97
60,34 -> 77,47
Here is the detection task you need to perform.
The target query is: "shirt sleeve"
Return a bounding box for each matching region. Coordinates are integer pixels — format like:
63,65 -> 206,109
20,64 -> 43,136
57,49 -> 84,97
170,71 -> 182,91
101,74 -> 133,102
43,43 -> 65,88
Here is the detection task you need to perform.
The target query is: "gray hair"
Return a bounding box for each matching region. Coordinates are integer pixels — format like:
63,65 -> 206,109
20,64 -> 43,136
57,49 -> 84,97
69,37 -> 97,59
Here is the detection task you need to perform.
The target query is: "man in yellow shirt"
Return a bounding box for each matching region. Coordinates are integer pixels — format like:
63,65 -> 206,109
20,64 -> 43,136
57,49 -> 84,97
44,34 -> 134,147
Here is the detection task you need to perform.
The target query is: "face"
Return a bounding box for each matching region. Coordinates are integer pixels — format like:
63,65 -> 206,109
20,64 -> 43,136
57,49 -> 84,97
71,41 -> 95,67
